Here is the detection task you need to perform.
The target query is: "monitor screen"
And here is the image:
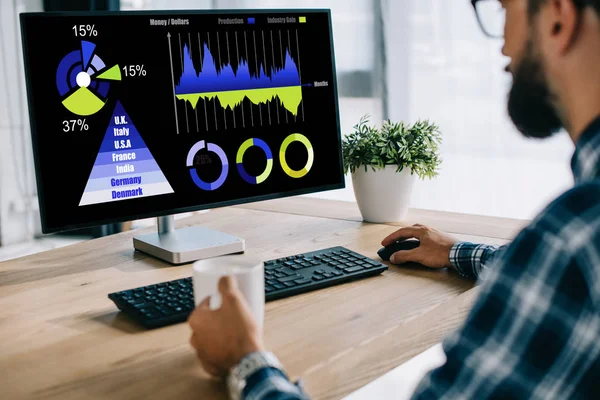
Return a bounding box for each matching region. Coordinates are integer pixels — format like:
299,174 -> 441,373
20,9 -> 344,234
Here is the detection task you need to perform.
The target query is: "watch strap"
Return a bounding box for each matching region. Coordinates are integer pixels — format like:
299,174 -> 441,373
227,351 -> 284,400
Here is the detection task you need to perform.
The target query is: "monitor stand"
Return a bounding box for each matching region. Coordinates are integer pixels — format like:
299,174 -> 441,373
132,215 -> 245,265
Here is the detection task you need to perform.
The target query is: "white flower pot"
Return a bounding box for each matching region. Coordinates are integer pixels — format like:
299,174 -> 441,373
352,165 -> 416,223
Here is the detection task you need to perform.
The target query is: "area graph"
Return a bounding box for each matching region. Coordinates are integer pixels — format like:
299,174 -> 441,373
168,29 -> 306,133
176,42 -> 302,115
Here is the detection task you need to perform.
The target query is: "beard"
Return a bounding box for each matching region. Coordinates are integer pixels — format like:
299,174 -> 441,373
507,40 -> 563,139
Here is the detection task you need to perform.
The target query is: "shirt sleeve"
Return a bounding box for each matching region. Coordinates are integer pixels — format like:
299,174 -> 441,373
448,242 -> 508,280
242,367 -> 310,400
410,226 -> 595,399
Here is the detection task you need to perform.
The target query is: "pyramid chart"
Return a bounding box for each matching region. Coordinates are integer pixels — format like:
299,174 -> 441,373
79,101 -> 174,206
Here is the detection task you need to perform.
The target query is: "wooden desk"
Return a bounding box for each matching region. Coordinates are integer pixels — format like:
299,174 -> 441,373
0,198 -> 517,400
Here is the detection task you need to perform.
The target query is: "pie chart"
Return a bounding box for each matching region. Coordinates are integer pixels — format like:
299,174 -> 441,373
56,40 -> 121,116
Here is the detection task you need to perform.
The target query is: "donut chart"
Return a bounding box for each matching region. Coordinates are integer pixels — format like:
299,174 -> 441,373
236,138 -> 273,185
187,140 -> 229,191
280,133 -> 314,178
56,40 -> 121,116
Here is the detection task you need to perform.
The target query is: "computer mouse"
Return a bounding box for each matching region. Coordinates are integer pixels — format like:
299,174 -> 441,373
377,239 -> 420,262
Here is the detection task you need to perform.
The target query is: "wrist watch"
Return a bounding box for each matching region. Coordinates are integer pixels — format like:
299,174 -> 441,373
226,351 -> 284,400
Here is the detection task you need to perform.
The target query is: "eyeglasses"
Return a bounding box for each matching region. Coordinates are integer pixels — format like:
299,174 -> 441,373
471,0 -> 506,38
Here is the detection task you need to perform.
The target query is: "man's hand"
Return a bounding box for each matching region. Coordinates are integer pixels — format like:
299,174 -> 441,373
381,224 -> 458,268
188,275 -> 264,377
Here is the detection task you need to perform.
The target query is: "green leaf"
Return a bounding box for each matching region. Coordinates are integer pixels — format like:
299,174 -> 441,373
341,115 -> 443,180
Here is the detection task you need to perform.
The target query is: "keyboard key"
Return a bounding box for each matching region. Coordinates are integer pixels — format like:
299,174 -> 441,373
281,267 -> 296,276
312,275 -> 324,281
265,264 -> 281,271
273,283 -> 285,290
344,266 -> 365,273
284,261 -> 294,267
277,275 -> 301,283
266,286 -> 274,293
264,260 -> 276,266
322,273 -> 333,278
266,279 -> 278,285
332,271 -> 343,276
294,278 -> 312,285
275,273 -> 285,278
284,282 -> 296,287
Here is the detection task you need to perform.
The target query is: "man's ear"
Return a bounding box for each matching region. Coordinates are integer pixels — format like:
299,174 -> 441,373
546,0 -> 580,54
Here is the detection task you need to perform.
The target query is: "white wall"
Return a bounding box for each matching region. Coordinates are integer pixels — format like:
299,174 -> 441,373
0,0 -> 42,246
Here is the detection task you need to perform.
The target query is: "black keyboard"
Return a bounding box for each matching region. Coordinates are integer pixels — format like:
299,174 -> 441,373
108,277 -> 195,329
108,246 -> 387,329
262,246 -> 387,301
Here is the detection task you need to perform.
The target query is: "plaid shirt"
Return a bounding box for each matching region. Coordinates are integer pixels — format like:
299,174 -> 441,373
239,116 -> 600,400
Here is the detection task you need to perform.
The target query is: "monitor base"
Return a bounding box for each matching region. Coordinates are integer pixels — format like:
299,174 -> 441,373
133,216 -> 245,265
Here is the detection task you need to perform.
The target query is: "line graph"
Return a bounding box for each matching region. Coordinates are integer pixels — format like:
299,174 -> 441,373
168,29 -> 306,133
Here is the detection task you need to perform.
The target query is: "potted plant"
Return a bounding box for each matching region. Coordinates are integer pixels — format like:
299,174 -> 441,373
342,115 -> 442,223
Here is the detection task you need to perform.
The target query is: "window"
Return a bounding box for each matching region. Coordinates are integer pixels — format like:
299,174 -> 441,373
405,0 -> 574,220
314,0 -> 574,220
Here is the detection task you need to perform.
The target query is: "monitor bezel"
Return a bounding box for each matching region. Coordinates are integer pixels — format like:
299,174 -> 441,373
19,8 -> 345,234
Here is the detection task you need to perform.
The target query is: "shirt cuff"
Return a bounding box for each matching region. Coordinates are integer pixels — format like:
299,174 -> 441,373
449,242 -> 498,280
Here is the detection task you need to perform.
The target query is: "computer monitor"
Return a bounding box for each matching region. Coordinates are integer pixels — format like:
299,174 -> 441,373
19,9 -> 344,264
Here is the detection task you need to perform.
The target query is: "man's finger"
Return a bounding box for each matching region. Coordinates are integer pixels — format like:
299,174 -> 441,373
198,296 -> 211,309
189,333 -> 199,350
218,275 -> 238,294
382,227 -> 424,246
390,249 -> 420,264
187,297 -> 210,328
200,357 -> 223,377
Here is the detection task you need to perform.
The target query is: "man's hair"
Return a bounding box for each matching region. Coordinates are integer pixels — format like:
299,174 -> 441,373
528,0 -> 600,16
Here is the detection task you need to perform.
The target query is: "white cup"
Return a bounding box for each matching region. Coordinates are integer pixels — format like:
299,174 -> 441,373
192,255 -> 265,327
